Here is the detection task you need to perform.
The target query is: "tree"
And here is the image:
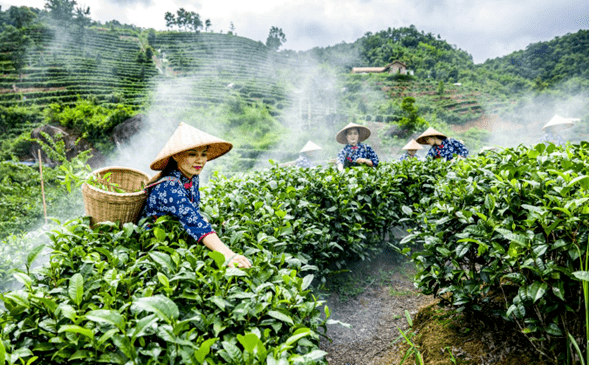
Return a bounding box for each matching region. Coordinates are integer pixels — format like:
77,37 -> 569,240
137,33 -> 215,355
7,6 -> 38,29
73,5 -> 91,44
437,80 -> 445,95
145,46 -> 154,61
0,25 -> 33,80
266,26 -> 286,51
185,11 -> 202,32
164,9 -> 204,32
164,12 -> 175,29
44,0 -> 77,24
228,22 -> 235,35
204,19 -> 212,32
147,29 -> 156,46
398,97 -> 428,134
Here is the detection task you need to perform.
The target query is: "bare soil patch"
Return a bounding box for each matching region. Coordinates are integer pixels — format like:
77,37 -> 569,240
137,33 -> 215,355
317,247 -> 550,364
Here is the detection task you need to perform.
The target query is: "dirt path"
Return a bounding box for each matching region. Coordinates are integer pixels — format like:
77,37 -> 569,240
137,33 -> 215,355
316,245 -> 549,365
317,247 -> 435,365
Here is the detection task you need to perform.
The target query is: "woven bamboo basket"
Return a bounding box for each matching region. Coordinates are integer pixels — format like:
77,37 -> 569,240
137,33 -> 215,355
82,166 -> 150,227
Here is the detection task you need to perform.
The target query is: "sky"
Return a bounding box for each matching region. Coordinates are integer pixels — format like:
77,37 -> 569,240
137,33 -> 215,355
1,0 -> 588,64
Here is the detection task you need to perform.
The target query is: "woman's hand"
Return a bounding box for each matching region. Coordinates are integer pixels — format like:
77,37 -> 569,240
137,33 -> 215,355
201,233 -> 252,269
356,158 -> 373,166
226,254 -> 252,268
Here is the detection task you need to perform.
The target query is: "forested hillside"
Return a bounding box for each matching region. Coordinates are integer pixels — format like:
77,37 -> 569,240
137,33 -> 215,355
480,29 -> 589,88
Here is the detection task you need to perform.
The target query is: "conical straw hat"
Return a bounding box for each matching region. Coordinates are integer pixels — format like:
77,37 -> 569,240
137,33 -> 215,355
336,122 -> 371,144
542,114 -> 578,131
300,140 -> 322,153
402,139 -> 423,150
150,122 -> 233,171
416,127 -> 448,144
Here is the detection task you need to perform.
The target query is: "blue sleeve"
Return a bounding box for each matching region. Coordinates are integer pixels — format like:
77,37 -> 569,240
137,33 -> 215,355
450,139 -> 469,158
145,181 -> 214,242
366,145 -> 379,167
336,148 -> 346,165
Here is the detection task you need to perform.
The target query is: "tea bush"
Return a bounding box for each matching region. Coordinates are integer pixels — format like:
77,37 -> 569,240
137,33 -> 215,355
0,217 -> 329,364
202,160 -> 448,279
404,142 -> 589,361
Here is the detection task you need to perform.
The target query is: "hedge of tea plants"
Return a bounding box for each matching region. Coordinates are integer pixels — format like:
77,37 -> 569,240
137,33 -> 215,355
0,159 -> 447,364
404,142 -> 589,361
201,160 -> 447,279
0,217 -> 329,364
2,142 -> 589,362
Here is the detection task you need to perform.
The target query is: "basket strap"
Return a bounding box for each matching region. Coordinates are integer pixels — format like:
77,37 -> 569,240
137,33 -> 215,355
144,176 -> 183,191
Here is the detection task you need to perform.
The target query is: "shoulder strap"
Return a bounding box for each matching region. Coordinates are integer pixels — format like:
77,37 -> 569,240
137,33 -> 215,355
144,176 -> 183,191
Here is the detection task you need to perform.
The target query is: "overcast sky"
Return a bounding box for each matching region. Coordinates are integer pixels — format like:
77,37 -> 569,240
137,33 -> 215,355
1,0 -> 588,63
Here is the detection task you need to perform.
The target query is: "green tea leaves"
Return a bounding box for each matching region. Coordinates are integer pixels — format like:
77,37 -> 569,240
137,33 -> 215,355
68,273 -> 84,307
131,295 -> 179,324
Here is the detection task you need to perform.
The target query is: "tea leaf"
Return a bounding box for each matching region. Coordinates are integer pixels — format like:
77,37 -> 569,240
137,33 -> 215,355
267,310 -> 294,325
132,295 -> 179,324
86,310 -> 125,332
194,338 -> 217,363
238,333 -> 259,353
26,244 -> 46,267
68,273 -> 84,306
58,325 -> 94,340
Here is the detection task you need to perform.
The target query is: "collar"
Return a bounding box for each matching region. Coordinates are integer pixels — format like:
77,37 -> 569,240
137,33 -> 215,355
348,143 -> 362,150
170,169 -> 196,189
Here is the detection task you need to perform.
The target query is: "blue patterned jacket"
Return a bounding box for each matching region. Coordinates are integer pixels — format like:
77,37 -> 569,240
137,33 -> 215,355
336,143 -> 379,168
540,132 -> 565,147
426,138 -> 469,161
295,155 -> 314,168
399,153 -> 418,161
141,169 -> 214,242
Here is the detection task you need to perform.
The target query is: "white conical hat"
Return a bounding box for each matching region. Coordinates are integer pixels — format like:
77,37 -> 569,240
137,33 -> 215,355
336,122 -> 371,144
300,140 -> 322,153
416,127 -> 448,144
150,122 -> 233,171
542,114 -> 579,131
402,139 -> 423,150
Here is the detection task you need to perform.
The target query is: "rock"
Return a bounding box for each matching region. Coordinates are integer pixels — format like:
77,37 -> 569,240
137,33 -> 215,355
112,114 -> 146,147
30,125 -> 92,166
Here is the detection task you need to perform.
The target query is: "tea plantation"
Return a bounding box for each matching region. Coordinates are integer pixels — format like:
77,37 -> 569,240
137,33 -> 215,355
2,143 -> 589,363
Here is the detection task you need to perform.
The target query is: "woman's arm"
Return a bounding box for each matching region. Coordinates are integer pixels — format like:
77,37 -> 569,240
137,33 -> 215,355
147,182 -> 251,268
201,233 -> 252,268
358,146 -> 378,167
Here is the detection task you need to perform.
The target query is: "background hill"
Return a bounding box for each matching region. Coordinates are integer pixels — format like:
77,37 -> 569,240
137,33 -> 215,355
0,5 -> 588,173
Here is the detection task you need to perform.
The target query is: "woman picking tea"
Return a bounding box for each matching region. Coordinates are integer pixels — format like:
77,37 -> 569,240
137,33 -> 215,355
335,122 -> 379,171
416,127 -> 468,161
141,122 -> 251,268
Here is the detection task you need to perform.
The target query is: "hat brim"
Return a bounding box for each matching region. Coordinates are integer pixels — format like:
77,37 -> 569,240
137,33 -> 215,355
402,139 -> 424,150
149,123 -> 233,171
336,124 -> 371,144
416,127 -> 448,144
150,142 -> 233,170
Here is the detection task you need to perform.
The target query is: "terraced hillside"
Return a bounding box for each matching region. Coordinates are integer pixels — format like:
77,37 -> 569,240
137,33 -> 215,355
150,32 -> 300,111
0,22 -> 528,169
340,74 -> 518,126
0,26 -> 158,108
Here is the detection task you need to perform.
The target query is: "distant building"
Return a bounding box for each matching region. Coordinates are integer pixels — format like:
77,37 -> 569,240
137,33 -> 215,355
351,61 -> 411,75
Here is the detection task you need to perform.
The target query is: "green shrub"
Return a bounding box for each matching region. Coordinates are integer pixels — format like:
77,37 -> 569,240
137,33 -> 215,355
403,143 -> 589,362
0,217 -> 329,364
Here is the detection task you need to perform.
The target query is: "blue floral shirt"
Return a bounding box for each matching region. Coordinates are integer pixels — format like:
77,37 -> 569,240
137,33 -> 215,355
540,132 -> 565,147
295,155 -> 314,168
336,143 -> 379,168
141,169 -> 214,242
399,153 -> 418,161
426,138 -> 469,161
